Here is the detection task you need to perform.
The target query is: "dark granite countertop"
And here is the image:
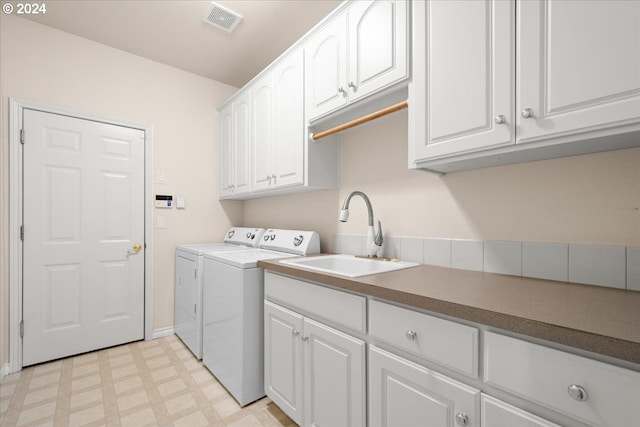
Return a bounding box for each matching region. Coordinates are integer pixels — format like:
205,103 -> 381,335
258,257 -> 640,365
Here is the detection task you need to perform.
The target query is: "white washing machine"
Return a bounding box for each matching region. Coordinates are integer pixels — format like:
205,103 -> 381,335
202,229 -> 320,406
174,227 -> 265,359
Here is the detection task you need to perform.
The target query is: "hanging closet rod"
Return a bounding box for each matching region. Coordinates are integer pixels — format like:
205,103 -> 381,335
311,100 -> 408,141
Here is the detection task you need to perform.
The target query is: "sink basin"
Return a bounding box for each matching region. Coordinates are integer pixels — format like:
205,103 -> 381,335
280,254 -> 419,278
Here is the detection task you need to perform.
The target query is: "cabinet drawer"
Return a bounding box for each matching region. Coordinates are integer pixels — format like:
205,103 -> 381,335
264,272 -> 366,333
484,331 -> 640,426
481,394 -> 560,427
369,300 -> 478,377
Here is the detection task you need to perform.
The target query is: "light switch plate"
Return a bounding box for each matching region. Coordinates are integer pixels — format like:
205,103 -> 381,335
157,216 -> 166,229
176,195 -> 186,209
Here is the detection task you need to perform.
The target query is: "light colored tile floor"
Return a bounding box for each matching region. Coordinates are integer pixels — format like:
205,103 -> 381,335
0,335 -> 296,427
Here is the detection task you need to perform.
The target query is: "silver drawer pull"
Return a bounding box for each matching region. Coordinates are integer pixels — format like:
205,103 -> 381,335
567,384 -> 588,402
292,329 -> 300,337
302,335 -> 310,342
455,412 -> 469,426
405,330 -> 417,341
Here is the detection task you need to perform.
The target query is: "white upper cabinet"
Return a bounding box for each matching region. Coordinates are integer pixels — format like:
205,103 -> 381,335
271,49 -> 305,189
410,0 -> 514,161
218,104 -> 233,198
410,0 -> 640,173
305,14 -> 349,120
252,50 -> 305,193
218,91 -> 251,198
348,0 -> 409,102
251,74 -> 273,193
305,0 -> 409,122
517,0 -> 640,144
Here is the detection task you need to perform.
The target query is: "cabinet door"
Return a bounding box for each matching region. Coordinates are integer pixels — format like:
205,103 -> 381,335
481,395 -> 561,427
264,301 -> 304,425
517,0 -> 640,144
305,13 -> 348,121
303,317 -> 365,427
251,74 -> 273,192
232,90 -> 252,195
218,104 -> 233,198
272,49 -> 305,189
369,345 -> 480,427
410,0 -> 514,163
347,0 -> 408,102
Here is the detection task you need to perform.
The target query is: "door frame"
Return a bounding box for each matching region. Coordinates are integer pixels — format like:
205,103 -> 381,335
8,97 -> 154,373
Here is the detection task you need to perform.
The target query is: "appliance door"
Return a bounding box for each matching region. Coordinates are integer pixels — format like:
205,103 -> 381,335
202,258 -> 265,406
175,253 -> 199,357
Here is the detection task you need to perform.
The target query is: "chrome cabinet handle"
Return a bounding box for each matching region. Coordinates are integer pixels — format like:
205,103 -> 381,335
292,329 -> 300,337
302,335 -> 310,342
495,115 -> 505,124
521,108 -> 534,118
405,330 -> 417,341
455,412 -> 469,426
338,87 -> 346,94
348,81 -> 357,90
567,384 -> 588,402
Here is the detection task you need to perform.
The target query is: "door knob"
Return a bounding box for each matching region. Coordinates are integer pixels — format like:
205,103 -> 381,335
494,115 -> 505,124
128,243 -> 142,255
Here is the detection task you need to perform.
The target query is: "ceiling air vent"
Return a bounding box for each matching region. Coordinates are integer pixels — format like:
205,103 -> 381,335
202,2 -> 243,33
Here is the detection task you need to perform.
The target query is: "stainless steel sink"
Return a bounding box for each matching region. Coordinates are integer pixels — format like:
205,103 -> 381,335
280,254 -> 419,278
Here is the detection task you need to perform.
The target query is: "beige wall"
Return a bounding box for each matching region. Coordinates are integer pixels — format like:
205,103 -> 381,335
0,15 -> 242,369
246,111 -> 640,249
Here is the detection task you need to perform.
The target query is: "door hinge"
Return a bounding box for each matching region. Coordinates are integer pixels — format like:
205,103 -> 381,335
194,304 -> 197,315
20,225 -> 24,241
20,129 -> 24,145
20,320 -> 24,338
194,269 -> 197,279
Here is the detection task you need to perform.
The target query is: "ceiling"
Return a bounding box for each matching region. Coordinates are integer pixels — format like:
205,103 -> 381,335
19,0 -> 342,88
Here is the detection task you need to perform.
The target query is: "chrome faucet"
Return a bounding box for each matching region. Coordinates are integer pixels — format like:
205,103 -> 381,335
339,191 -> 383,257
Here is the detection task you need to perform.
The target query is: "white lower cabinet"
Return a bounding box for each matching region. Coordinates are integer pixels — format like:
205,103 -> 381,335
481,395 -> 560,427
369,345 -> 480,427
264,300 -> 366,427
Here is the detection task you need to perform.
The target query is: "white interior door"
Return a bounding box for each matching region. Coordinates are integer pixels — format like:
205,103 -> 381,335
22,109 -> 145,366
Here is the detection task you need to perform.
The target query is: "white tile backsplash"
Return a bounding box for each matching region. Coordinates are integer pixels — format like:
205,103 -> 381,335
484,241 -> 522,276
569,244 -> 626,289
423,238 -> 451,268
451,240 -> 484,272
332,233 -> 636,291
400,237 -> 424,264
522,242 -> 569,282
627,247 -> 640,291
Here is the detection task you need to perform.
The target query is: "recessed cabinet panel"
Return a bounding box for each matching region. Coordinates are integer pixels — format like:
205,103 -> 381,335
348,0 -> 408,102
251,76 -> 273,192
481,394 -> 561,427
369,345 -> 480,427
305,15 -> 348,119
410,0 -> 514,162
517,0 -> 640,143
272,49 -> 304,188
218,106 -> 233,198
304,318 -> 365,427
232,92 -> 251,195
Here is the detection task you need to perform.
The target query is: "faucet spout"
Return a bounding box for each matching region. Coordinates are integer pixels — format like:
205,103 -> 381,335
340,191 -> 374,226
339,191 -> 383,257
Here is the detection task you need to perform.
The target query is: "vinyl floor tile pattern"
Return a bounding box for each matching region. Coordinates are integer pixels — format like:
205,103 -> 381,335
0,335 -> 296,427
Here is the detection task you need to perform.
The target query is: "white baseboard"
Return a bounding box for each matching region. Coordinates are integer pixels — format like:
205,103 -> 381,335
0,362 -> 10,382
151,326 -> 175,340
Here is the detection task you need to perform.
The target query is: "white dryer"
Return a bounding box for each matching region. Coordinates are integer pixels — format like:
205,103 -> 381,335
202,229 -> 320,406
174,227 -> 265,359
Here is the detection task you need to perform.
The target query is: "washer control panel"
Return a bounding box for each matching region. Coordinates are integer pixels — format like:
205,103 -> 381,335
224,227 -> 266,247
259,229 -> 320,255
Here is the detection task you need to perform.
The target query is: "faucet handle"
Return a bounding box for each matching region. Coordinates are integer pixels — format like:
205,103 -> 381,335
375,220 -> 383,246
